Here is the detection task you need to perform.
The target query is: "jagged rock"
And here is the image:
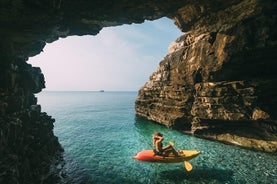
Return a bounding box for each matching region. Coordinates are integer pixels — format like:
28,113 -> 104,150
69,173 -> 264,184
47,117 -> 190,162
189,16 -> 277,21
0,0 -> 276,183
136,0 -> 277,152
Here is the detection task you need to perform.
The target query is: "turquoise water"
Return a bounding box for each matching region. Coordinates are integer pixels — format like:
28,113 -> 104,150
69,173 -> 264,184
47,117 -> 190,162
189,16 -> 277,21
36,91 -> 276,184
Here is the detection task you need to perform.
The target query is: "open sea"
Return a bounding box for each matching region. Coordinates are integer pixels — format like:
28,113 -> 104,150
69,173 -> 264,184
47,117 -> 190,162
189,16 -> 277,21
36,91 -> 276,184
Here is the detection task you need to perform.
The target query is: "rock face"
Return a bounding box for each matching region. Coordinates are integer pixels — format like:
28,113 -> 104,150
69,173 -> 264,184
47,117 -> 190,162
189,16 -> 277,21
136,0 -> 277,152
0,62 -> 64,183
0,0 -> 276,183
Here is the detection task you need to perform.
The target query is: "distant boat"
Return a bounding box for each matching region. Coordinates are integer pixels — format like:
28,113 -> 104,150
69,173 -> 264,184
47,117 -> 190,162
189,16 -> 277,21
99,90 -> 104,92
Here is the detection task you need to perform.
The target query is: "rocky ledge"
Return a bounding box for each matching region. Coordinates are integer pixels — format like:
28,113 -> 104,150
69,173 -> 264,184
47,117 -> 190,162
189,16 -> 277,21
136,0 -> 277,152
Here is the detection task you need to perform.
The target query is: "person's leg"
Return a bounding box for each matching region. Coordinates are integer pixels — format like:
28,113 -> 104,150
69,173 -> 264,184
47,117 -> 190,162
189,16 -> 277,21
163,145 -> 179,156
170,146 -> 179,156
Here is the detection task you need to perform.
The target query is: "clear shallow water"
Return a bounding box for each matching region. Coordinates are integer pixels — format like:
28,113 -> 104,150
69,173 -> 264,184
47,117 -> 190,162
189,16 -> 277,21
36,91 -> 277,184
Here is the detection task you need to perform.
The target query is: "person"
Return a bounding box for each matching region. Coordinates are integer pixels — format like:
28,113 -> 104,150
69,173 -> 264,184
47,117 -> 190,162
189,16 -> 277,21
152,132 -> 180,157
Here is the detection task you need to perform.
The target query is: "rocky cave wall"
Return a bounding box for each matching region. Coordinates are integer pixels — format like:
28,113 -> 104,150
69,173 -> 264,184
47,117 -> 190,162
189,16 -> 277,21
0,0 -> 276,183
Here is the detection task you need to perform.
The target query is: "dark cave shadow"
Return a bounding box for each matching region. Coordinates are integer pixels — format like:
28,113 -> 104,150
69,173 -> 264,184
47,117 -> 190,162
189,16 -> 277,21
158,166 -> 234,183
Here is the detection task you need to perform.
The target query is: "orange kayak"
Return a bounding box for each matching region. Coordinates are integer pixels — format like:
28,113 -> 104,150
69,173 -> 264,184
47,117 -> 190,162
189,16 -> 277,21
133,150 -> 200,163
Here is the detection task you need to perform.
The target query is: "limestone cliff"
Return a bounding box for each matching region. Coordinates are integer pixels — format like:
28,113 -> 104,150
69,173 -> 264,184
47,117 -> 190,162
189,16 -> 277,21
0,0 -> 276,183
136,0 -> 277,152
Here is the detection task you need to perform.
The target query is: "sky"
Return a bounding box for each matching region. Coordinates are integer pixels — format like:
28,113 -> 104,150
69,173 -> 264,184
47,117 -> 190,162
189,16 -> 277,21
28,17 -> 183,91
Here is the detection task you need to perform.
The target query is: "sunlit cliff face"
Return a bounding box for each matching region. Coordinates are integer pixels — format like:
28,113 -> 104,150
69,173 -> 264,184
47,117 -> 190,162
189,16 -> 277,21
135,0 -> 277,152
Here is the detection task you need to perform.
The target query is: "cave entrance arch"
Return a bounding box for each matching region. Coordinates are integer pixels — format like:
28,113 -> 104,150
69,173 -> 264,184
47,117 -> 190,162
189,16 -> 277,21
26,17 -> 183,157
25,17 -> 183,183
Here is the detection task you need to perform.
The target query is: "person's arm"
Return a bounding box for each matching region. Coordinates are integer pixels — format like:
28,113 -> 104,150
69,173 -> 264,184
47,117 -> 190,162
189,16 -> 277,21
155,136 -> 163,152
152,135 -> 158,146
157,136 -> 163,142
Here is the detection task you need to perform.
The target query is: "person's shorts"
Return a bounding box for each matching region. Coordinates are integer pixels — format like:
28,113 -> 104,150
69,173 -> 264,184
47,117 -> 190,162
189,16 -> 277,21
153,150 -> 163,156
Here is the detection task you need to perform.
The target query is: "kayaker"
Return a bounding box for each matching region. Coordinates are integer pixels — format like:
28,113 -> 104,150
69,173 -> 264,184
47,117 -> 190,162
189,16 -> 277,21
152,132 -> 180,157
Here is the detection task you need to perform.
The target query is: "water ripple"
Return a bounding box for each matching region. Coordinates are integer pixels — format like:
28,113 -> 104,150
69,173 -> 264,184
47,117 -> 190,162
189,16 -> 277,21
36,91 -> 277,184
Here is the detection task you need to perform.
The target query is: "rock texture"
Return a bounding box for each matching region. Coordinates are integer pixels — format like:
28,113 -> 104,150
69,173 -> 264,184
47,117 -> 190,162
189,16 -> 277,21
136,0 -> 277,152
0,0 -> 276,183
0,0 -> 200,183
0,62 -> 64,183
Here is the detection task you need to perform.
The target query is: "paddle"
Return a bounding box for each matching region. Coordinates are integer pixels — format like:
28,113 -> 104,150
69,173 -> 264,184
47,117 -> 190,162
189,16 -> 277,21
184,161 -> 193,171
169,141 -> 192,172
169,141 -> 174,146
169,141 -> 193,171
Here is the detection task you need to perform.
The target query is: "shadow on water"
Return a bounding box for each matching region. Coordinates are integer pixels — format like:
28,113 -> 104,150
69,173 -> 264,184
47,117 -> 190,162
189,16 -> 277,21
159,167 -> 234,183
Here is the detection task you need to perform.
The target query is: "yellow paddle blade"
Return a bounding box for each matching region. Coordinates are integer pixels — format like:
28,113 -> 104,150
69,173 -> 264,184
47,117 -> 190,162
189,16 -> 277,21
184,161 -> 192,172
169,141 -> 174,146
